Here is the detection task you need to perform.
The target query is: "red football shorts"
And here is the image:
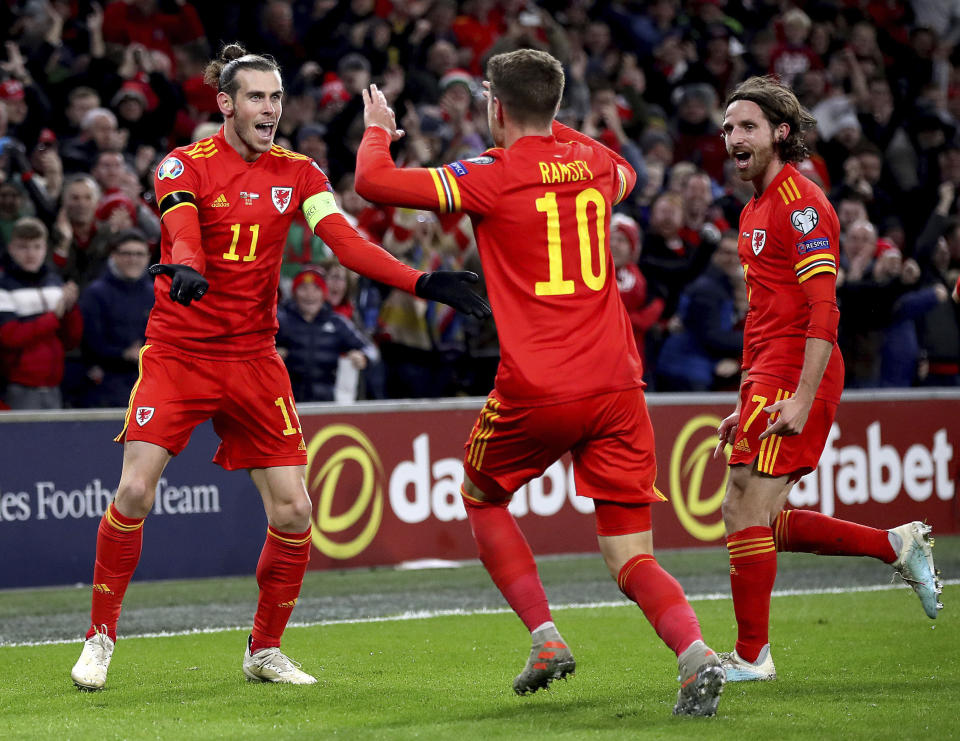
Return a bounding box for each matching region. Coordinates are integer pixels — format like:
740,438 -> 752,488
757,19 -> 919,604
728,378 -> 838,480
462,387 -> 665,505
115,343 -> 307,470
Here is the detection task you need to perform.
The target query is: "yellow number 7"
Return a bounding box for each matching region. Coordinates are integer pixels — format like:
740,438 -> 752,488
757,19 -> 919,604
742,395 -> 768,432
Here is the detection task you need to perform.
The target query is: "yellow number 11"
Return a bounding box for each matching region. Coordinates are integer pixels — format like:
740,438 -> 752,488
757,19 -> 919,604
534,187 -> 607,296
223,223 -> 260,262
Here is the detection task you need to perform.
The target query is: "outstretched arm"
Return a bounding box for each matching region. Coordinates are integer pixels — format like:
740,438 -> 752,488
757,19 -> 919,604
307,198 -> 490,319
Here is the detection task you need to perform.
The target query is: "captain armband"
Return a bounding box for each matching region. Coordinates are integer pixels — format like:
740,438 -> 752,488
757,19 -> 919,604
158,190 -> 197,218
303,191 -> 340,231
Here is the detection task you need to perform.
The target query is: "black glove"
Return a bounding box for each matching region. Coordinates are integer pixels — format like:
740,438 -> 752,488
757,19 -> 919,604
148,263 -> 209,306
415,270 -> 491,319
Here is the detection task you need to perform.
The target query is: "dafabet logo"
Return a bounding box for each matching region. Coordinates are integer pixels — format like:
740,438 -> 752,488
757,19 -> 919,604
306,425 -> 385,559
669,415 -> 728,541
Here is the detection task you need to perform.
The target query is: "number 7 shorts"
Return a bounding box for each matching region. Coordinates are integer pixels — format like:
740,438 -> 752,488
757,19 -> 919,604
728,378 -> 838,480
462,387 -> 665,505
115,343 -> 308,470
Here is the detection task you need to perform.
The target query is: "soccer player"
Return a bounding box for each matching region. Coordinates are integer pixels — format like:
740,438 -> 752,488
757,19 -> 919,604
355,50 -> 725,717
715,76 -> 942,682
70,44 -> 489,691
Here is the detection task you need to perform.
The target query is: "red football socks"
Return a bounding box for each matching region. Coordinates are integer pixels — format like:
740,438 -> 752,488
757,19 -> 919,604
773,509 -> 896,563
250,525 -> 312,654
727,526 -> 778,663
462,492 -> 552,632
87,502 -> 145,642
617,554 -> 703,656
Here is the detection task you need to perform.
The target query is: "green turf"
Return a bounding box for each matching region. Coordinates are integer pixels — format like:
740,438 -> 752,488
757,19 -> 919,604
1,586 -> 956,740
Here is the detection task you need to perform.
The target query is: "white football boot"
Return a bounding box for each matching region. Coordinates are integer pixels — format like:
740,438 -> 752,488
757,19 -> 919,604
242,636 -> 317,684
71,628 -> 115,691
719,643 -> 777,682
889,521 -> 942,619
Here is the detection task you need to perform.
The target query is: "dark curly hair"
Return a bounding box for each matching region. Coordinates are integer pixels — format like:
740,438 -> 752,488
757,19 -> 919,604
203,43 -> 281,101
725,76 -> 817,164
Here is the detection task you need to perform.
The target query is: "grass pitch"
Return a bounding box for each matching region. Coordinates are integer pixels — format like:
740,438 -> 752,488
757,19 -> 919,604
2,541 -> 957,740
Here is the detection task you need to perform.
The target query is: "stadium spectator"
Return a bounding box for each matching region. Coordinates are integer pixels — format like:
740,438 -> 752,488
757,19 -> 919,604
912,182 -> 960,386
672,83 -> 727,182
276,267 -> 377,402
0,181 -> 27,248
640,191 -> 715,321
56,87 -> 101,141
0,46 -> 53,151
655,230 -> 744,391
611,213 -> 663,370
101,0 -> 205,68
55,173 -> 109,288
28,128 -> 63,205
60,108 -> 125,173
868,243 -> 949,387
768,7 -> 819,88
0,216 -> 81,409
77,229 -> 154,407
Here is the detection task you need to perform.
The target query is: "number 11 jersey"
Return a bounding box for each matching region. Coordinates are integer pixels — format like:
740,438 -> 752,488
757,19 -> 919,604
151,129 -> 334,359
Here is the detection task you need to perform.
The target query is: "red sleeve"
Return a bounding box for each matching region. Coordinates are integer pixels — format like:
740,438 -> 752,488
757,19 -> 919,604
356,126 -> 501,215
356,127 -> 455,211
551,120 -> 637,201
0,312 -> 60,348
314,211 -> 423,294
59,305 -> 83,350
162,204 -> 206,273
802,273 -> 840,343
787,185 -> 841,343
155,153 -> 206,273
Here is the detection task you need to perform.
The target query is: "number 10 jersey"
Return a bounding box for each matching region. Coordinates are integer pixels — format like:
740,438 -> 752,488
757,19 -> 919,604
358,124 -> 643,405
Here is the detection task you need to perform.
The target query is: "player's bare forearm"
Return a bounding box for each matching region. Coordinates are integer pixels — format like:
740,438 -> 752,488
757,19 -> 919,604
794,337 -> 832,405
758,337 -> 831,440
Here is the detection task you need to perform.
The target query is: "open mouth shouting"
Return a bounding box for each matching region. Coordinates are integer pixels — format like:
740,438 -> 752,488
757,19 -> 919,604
254,120 -> 276,142
733,149 -> 752,171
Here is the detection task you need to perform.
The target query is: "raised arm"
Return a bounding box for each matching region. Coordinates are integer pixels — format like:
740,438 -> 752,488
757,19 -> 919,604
551,120 -> 638,200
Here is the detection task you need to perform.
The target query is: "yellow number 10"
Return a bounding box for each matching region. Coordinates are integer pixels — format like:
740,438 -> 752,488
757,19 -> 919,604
534,187 -> 607,296
223,223 -> 260,262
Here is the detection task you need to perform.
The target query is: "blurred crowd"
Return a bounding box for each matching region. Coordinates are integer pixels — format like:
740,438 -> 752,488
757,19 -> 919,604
0,0 -> 959,410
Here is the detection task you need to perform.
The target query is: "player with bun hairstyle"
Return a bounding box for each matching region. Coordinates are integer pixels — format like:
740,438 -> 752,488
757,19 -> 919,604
70,43 -> 489,691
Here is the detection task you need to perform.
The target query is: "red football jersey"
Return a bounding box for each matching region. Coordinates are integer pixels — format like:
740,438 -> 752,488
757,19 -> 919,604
737,164 -> 844,403
150,130 -> 334,358
357,125 -> 641,404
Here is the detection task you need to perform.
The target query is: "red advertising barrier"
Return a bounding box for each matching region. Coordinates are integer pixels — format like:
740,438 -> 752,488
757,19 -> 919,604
299,391 -> 960,571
